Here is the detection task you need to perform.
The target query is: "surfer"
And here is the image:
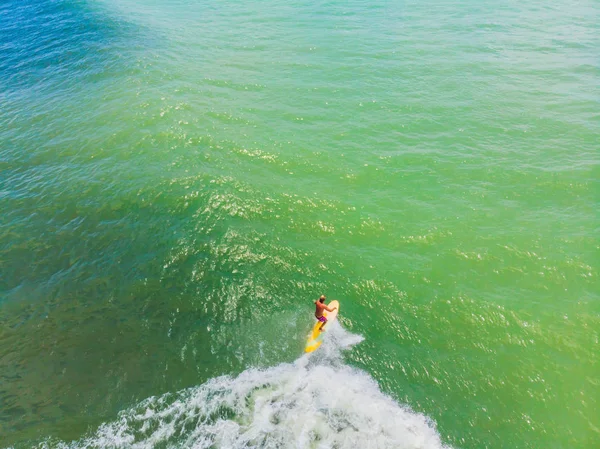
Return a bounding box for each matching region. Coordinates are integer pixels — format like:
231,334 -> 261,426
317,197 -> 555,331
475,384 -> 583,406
315,295 -> 337,331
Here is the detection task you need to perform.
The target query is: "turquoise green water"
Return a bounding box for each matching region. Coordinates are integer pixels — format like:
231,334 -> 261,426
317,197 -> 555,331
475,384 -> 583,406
1,0 -> 598,448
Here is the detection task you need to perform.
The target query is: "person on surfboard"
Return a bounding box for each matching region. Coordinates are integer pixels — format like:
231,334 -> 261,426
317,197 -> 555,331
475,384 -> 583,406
315,295 -> 337,331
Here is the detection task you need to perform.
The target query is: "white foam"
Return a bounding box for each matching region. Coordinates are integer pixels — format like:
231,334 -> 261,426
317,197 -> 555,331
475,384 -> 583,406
40,325 -> 450,449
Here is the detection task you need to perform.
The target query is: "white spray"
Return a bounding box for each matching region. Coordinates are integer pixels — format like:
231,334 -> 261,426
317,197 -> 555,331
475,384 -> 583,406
40,323 -> 451,449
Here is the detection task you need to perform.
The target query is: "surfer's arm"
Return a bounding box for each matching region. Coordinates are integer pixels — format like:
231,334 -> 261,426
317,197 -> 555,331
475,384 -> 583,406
325,305 -> 337,312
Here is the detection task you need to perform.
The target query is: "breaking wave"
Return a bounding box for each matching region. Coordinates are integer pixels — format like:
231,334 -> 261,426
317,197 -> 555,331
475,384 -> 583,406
39,324 -> 450,449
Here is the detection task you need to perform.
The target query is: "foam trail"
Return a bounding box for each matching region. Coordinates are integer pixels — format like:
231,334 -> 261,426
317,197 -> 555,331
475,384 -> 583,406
38,325 -> 450,449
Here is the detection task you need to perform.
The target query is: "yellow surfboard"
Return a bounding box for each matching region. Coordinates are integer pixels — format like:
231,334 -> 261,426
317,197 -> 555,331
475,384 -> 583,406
305,300 -> 339,353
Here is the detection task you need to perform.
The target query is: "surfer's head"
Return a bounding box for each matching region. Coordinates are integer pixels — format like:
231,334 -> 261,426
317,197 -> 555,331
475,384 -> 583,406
319,295 -> 326,303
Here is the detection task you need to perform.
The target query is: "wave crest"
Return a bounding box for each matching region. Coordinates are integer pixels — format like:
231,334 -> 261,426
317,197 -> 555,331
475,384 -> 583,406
41,325 -> 449,449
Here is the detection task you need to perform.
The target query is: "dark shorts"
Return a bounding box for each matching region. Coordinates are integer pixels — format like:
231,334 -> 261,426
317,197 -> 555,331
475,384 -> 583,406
316,315 -> 327,323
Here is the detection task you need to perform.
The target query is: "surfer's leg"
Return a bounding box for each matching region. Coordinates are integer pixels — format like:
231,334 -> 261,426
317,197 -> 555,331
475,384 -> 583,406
318,316 -> 327,331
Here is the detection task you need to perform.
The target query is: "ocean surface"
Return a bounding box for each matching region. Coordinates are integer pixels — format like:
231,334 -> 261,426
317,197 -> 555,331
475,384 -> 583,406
1,0 -> 598,448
